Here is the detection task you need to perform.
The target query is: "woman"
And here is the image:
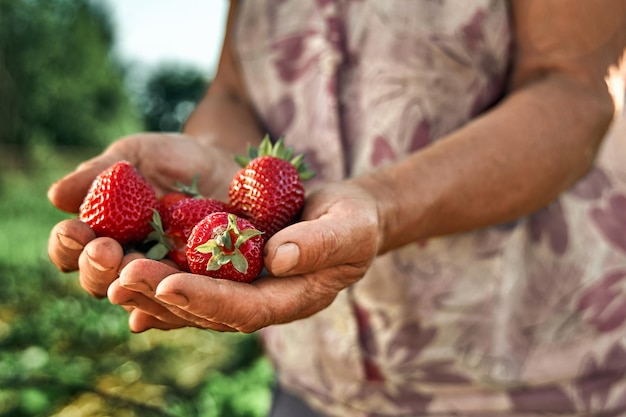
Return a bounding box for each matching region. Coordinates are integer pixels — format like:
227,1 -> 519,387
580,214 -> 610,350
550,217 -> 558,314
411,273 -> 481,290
49,1 -> 626,415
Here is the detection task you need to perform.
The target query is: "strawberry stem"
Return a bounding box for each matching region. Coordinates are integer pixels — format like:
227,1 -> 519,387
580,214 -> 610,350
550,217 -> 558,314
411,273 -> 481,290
233,135 -> 316,180
145,209 -> 172,260
173,174 -> 202,198
195,214 -> 263,274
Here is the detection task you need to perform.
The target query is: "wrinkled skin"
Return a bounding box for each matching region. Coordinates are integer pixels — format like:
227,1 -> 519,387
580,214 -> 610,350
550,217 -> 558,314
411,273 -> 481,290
48,133 -> 380,333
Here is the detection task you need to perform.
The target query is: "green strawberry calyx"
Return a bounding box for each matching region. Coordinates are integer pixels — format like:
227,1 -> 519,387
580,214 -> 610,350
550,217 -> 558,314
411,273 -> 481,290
173,174 -> 202,198
195,213 -> 263,274
145,209 -> 172,260
234,134 -> 315,181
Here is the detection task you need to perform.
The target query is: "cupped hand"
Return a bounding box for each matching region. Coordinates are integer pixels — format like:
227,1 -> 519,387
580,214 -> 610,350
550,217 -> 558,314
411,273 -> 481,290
48,132 -> 241,298
110,181 -> 382,333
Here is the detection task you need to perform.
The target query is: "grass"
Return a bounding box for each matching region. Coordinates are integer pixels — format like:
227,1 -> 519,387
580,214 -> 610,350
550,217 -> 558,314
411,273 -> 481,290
0,145 -> 274,417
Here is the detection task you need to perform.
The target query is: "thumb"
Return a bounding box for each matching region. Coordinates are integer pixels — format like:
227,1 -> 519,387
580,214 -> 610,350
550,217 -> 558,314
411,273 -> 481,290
48,146 -> 135,213
264,215 -> 376,277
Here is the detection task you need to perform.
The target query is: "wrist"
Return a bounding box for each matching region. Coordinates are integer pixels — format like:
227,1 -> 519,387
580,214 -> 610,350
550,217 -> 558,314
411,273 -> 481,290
349,173 -> 398,256
183,94 -> 264,155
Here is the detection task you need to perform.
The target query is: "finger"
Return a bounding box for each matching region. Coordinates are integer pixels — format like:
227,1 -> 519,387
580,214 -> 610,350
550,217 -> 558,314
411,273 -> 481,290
77,237 -> 126,298
128,309 -> 187,333
119,259 -> 237,332
154,272 -> 337,333
263,213 -> 377,278
109,280 -> 193,326
47,147 -> 133,213
48,219 -> 96,272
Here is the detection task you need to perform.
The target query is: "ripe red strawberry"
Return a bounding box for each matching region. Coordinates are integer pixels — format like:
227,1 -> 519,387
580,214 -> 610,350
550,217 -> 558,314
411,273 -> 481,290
79,161 -> 158,245
186,212 -> 264,282
146,197 -> 230,271
164,197 -> 230,237
157,175 -> 202,218
228,136 -> 314,239
158,192 -> 189,217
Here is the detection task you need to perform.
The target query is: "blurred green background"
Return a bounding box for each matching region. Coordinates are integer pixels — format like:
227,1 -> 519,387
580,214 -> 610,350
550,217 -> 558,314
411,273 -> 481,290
0,0 -> 274,416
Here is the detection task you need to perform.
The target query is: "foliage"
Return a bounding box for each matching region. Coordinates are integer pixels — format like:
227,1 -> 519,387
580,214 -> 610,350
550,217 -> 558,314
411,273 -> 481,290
0,0 -> 142,149
0,2 -> 274,415
138,65 -> 209,133
0,151 -> 274,417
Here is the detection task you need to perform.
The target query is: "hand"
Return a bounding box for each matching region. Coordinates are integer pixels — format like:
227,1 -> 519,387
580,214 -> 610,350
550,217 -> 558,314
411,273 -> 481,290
48,133 -> 240,299
108,181 -> 381,333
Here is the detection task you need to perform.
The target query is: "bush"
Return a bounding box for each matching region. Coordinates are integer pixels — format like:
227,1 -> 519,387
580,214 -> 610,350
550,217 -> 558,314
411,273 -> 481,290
0,150 -> 274,417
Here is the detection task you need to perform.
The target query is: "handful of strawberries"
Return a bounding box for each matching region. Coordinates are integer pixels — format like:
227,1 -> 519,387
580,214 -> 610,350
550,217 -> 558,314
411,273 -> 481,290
78,135 -> 314,283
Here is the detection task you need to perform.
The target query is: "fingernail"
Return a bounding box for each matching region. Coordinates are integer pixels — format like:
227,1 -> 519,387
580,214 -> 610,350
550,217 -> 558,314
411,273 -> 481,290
121,280 -> 152,293
47,182 -> 58,201
156,292 -> 189,307
57,233 -> 84,251
86,250 -> 113,272
271,243 -> 299,275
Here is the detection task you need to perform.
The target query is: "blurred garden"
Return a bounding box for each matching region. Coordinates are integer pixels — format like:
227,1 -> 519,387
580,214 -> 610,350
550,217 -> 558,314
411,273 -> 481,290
0,1 -> 273,416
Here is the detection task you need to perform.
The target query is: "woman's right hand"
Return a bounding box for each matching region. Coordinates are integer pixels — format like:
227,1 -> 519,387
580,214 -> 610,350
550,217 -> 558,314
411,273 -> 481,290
47,132 -> 241,301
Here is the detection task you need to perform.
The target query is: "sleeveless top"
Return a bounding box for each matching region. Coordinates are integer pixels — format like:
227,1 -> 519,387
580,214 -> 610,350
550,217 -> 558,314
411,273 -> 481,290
235,1 -> 626,415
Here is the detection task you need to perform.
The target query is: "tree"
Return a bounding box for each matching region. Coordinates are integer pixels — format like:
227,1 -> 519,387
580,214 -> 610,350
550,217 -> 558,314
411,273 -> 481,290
0,0 -> 142,149
138,65 -> 209,133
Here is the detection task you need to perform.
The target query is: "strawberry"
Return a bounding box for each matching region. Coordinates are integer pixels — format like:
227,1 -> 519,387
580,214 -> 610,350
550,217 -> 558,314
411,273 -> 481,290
79,161 -> 158,245
186,212 -> 264,282
146,197 -> 230,271
228,135 -> 314,239
158,192 -> 189,217
157,174 -> 202,218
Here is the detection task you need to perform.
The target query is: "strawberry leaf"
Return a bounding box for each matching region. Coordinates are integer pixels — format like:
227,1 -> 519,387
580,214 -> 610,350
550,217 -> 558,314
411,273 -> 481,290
248,142 -> 259,160
145,209 -> 173,260
258,135 -> 273,156
196,240 -> 217,254
146,243 -> 170,260
234,155 -> 249,168
174,174 -> 202,197
229,250 -> 249,274
215,230 -> 232,250
272,137 -> 287,158
233,134 -> 315,180
236,228 -> 264,246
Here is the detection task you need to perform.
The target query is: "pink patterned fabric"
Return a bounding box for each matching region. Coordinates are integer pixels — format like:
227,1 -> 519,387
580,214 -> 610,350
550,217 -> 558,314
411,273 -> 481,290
235,1 -> 626,415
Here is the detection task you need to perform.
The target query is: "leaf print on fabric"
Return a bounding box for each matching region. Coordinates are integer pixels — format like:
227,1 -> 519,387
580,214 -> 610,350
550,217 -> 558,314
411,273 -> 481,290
415,360 -> 471,384
590,193 -> 626,254
271,30 -> 322,82
470,74 -> 506,116
370,135 -> 396,167
266,95 -> 296,136
377,388 -> 432,415
460,10 -> 486,52
409,120 -> 432,152
386,321 -> 437,366
518,260 -> 585,341
527,201 -> 569,255
575,342 -> 626,414
508,384 -> 576,413
352,301 -> 384,382
453,257 -> 585,383
570,166 -> 612,200
577,268 -> 626,333
353,381 -> 433,416
459,8 -> 509,116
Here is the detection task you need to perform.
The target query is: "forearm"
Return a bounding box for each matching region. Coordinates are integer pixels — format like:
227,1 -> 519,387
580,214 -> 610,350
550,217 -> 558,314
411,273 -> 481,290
357,74 -> 615,254
183,91 -> 264,155
182,0 -> 263,155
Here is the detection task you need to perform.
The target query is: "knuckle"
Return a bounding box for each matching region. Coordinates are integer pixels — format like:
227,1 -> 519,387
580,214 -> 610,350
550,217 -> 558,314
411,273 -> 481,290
308,226 -> 340,268
236,303 -> 272,333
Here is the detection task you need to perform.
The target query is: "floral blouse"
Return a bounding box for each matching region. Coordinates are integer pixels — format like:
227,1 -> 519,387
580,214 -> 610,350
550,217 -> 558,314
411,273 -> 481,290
235,1 -> 626,416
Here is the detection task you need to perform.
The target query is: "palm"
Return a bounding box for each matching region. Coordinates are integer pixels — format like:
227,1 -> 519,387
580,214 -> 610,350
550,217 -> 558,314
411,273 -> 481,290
49,133 -> 239,214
